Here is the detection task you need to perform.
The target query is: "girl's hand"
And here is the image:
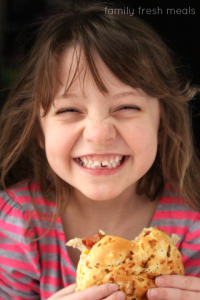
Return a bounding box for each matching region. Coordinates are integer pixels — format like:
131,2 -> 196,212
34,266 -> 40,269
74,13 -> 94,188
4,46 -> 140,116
47,283 -> 125,300
147,275 -> 200,300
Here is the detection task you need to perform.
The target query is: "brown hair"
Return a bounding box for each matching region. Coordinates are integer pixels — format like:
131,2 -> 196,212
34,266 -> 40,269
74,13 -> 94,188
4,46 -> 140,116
0,1 -> 200,225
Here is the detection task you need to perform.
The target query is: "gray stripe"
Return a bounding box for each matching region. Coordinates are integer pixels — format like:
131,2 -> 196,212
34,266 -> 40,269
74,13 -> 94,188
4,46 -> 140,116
22,203 -> 56,214
0,284 -> 39,299
0,247 -> 39,267
188,221 -> 200,231
0,190 -> 23,211
0,225 -> 35,245
41,279 -> 76,293
61,256 -> 77,273
39,252 -> 76,273
185,266 -> 200,275
162,189 -> 178,197
2,270 -> 40,285
39,237 -> 68,248
0,207 -> 59,235
0,289 -> 35,300
181,247 -> 200,258
0,290 -> 14,300
1,188 -> 56,214
0,209 -> 27,226
185,236 -> 200,245
156,203 -> 193,212
15,190 -> 43,198
28,218 -> 62,230
151,217 -> 193,228
1,265 -> 40,280
18,195 -> 56,215
42,267 -> 76,278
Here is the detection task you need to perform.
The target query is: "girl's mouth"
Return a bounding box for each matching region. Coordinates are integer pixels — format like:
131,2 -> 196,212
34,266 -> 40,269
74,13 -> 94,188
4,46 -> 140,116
75,155 -> 127,170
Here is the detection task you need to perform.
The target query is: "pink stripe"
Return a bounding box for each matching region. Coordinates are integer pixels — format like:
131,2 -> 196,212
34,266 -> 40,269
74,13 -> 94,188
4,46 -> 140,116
41,260 -> 73,271
181,241 -> 200,251
0,243 -> 37,254
0,220 -> 32,238
0,273 -> 36,292
184,229 -> 200,241
185,273 -> 200,277
160,197 -> 184,205
41,284 -> 72,299
39,244 -> 65,253
154,225 -> 187,235
0,258 -> 39,273
7,182 -> 55,207
182,257 -> 200,267
0,266 -> 37,281
41,277 -> 67,286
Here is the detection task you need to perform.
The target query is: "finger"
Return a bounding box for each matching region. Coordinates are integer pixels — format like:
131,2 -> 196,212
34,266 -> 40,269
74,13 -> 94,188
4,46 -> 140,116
106,291 -> 126,300
67,283 -> 123,300
155,275 -> 200,292
147,287 -> 199,300
64,283 -> 76,295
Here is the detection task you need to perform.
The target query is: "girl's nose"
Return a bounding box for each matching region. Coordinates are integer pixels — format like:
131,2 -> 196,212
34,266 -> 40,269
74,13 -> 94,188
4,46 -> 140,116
83,119 -> 116,145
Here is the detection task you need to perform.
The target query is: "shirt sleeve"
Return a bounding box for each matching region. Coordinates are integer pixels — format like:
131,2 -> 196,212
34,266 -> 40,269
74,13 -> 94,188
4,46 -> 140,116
0,190 -> 41,300
180,213 -> 200,277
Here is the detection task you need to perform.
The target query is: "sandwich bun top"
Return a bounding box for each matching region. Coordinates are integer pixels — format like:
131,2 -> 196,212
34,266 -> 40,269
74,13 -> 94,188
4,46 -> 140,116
67,227 -> 184,300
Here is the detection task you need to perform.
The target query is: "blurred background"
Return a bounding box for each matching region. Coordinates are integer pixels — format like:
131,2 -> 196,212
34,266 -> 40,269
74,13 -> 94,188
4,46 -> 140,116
0,0 -> 200,150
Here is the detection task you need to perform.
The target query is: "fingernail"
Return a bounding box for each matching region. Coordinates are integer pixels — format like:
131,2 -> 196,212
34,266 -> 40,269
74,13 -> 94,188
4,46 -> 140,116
155,276 -> 163,285
117,291 -> 126,300
148,288 -> 158,298
109,283 -> 118,292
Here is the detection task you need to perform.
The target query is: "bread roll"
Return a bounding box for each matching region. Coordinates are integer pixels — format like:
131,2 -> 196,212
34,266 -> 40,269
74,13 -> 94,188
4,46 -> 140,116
67,227 -> 184,300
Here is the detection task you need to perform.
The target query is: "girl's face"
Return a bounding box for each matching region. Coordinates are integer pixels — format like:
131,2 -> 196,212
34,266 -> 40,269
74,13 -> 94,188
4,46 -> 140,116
40,47 -> 160,201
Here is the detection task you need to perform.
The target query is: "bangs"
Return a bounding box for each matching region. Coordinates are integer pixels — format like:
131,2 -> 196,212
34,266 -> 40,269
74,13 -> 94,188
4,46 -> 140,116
62,43 -> 109,97
37,3 -> 181,117
39,42 -> 110,117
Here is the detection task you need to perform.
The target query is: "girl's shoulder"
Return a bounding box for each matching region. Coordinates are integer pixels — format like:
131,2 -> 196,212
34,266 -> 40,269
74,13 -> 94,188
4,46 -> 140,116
152,183 -> 200,234
0,181 -> 39,243
0,180 -> 55,213
0,181 -> 34,217
161,183 -> 200,215
0,181 -> 56,242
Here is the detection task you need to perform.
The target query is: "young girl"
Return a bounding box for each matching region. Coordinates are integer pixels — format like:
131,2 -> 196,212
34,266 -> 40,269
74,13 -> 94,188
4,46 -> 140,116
0,1 -> 200,300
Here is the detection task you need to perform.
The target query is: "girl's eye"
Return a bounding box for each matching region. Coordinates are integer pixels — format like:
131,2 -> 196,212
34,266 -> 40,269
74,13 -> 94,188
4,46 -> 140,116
57,108 -> 81,114
118,106 -> 140,111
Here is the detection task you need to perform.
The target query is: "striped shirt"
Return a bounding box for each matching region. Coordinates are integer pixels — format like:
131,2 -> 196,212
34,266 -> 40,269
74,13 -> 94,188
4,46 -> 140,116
0,182 -> 200,299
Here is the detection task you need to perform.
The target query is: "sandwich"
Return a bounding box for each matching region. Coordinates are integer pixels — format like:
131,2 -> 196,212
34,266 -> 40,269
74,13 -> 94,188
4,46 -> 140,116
67,227 -> 184,300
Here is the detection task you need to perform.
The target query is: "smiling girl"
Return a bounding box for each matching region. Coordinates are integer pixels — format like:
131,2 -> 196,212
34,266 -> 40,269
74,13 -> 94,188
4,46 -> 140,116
0,2 -> 200,300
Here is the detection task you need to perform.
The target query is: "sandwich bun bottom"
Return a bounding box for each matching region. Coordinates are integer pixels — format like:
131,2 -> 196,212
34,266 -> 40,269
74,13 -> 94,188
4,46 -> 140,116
76,227 -> 184,300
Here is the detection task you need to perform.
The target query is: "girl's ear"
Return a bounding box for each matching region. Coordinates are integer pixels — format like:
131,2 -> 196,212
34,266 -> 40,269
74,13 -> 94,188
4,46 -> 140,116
36,124 -> 45,149
38,137 -> 45,149
157,122 -> 163,145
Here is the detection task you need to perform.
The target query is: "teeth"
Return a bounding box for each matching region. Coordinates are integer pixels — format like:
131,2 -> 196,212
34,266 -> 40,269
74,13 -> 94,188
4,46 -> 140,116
76,155 -> 125,169
82,158 -> 87,164
94,161 -> 101,167
102,160 -> 109,166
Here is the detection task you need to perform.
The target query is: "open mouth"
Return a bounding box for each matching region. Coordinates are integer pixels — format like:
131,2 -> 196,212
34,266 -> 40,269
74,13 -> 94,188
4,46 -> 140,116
76,155 -> 127,170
